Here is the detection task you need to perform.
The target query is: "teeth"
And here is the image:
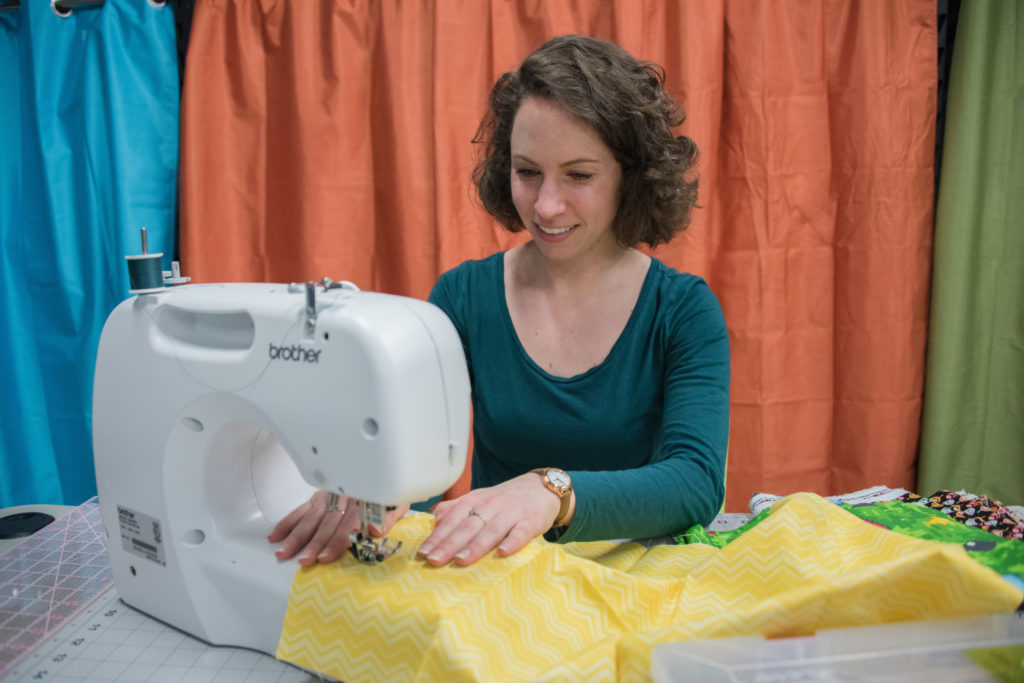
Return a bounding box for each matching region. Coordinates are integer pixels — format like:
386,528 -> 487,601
539,225 -> 573,235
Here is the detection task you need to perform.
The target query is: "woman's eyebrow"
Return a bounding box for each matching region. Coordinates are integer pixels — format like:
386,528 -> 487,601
512,153 -> 601,167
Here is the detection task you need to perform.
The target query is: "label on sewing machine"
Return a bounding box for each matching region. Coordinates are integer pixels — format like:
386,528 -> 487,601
360,501 -> 386,527
116,505 -> 166,566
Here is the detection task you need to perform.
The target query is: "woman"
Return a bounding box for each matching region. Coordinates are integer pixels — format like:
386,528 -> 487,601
270,34 -> 729,568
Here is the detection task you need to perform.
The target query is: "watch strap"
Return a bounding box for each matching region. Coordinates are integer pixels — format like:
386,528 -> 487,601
553,489 -> 572,526
531,467 -> 572,527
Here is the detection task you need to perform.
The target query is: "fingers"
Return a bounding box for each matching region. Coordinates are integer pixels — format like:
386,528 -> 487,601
431,498 -> 457,523
418,475 -> 563,566
494,522 -> 536,558
269,491 -> 357,565
418,504 -> 539,566
301,504 -> 358,566
270,494 -> 415,566
454,516 -> 536,566
369,503 -> 411,537
418,504 -> 505,566
272,489 -> 548,569
267,496 -> 313,544
269,491 -> 325,558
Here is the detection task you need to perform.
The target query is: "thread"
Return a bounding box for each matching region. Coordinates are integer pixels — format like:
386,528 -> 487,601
126,253 -> 165,293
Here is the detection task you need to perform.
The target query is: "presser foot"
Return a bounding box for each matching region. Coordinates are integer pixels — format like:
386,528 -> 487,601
348,531 -> 403,564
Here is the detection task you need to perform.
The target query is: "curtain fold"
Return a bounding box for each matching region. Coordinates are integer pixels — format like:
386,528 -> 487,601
918,1 -> 1024,504
180,0 -> 936,510
0,0 -> 179,507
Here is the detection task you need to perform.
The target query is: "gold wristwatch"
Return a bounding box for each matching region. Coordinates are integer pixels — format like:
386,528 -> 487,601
531,467 -> 573,527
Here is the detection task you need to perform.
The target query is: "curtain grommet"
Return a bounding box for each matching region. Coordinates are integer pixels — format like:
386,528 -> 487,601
50,0 -> 72,18
51,1 -> 110,17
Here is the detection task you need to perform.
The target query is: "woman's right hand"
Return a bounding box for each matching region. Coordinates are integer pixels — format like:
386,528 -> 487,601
268,491 -> 410,566
268,490 -> 360,566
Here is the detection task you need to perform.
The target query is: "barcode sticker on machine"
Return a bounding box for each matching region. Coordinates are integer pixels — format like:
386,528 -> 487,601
116,505 -> 166,566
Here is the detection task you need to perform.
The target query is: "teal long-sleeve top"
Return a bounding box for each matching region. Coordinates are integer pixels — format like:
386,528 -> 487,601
428,252 -> 730,543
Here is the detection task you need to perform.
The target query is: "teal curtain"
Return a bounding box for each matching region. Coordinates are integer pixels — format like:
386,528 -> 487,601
919,2 -> 1023,504
0,0 -> 179,507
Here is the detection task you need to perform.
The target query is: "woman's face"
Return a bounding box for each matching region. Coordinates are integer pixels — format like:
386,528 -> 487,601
509,96 -> 622,263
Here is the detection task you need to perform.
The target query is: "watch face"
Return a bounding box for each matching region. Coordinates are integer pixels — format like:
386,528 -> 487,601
548,469 -> 571,489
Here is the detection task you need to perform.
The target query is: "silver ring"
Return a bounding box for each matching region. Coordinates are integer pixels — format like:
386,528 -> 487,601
326,492 -> 346,516
468,509 -> 487,524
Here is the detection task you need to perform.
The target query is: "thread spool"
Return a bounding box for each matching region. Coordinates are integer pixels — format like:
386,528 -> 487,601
125,226 -> 165,294
126,253 -> 165,293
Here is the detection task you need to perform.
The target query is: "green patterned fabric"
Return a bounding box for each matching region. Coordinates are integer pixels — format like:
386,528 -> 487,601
676,510 -> 768,549
841,502 -> 1024,583
679,500 -> 1024,585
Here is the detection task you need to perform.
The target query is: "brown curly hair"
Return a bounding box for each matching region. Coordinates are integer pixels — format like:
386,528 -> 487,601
473,34 -> 699,248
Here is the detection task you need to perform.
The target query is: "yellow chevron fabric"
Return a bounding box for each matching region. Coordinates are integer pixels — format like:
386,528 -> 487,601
276,493 -> 1022,682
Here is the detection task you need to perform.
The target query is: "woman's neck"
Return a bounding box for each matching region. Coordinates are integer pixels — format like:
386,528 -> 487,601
512,240 -> 646,296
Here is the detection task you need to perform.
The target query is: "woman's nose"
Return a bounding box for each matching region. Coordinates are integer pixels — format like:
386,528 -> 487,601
534,177 -> 566,219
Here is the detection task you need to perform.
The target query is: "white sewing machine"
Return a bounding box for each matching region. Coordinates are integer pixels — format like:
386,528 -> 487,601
92,279 -> 470,656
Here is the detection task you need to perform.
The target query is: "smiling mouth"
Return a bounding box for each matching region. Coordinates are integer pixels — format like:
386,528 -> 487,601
538,224 -> 575,236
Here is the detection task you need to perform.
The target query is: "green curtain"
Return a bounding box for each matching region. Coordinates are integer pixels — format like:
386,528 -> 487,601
919,1 -> 1023,504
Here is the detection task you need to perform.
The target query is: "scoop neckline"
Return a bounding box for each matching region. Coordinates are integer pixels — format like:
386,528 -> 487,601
496,252 -> 655,383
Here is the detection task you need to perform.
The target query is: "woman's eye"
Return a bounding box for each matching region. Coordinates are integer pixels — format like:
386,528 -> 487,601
515,168 -> 540,178
568,172 -> 592,182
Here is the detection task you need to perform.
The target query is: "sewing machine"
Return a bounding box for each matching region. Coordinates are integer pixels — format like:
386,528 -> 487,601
92,279 -> 471,656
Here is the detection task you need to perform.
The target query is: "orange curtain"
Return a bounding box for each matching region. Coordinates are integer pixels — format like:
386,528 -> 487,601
180,0 -> 936,511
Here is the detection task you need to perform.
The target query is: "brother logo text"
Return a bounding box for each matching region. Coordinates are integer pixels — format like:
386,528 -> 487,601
268,343 -> 322,364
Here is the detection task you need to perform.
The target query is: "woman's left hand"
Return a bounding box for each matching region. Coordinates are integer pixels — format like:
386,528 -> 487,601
417,473 -> 564,566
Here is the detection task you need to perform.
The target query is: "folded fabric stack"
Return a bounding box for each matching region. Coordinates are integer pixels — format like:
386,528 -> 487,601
900,489 -> 1024,541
